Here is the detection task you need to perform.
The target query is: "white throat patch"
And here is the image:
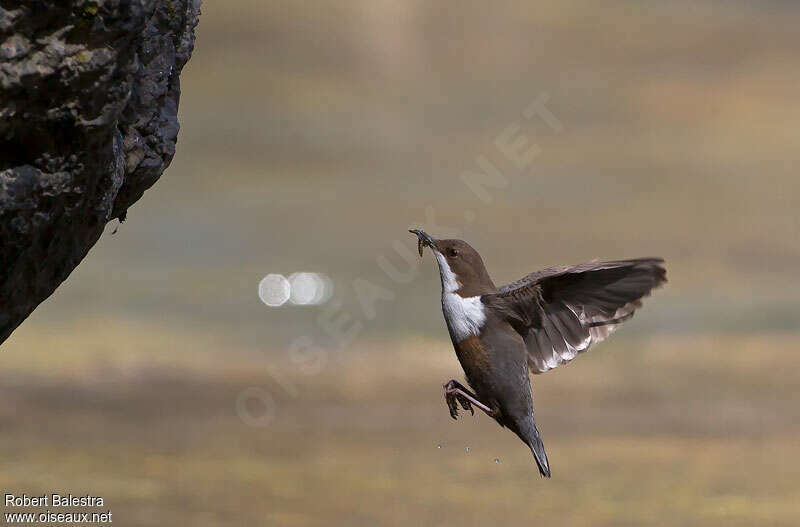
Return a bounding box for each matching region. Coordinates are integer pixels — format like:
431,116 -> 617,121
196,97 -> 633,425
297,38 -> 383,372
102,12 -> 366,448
434,252 -> 459,293
435,252 -> 486,341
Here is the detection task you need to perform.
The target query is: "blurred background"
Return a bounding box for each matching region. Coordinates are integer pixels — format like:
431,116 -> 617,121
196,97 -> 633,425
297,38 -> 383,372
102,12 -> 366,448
2,1 -> 799,525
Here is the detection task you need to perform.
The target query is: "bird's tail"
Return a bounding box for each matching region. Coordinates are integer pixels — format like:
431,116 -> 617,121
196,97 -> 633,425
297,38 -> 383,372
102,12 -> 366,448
525,421 -> 551,478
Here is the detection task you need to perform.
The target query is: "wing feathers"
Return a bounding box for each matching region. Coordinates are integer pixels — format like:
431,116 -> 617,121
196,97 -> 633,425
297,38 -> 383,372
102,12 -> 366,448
486,258 -> 666,374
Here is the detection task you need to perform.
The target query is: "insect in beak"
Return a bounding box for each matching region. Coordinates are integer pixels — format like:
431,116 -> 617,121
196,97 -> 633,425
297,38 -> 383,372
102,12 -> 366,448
409,229 -> 436,257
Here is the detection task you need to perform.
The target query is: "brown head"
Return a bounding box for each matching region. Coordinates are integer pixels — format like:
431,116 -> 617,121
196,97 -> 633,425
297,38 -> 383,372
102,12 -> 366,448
410,230 -> 497,297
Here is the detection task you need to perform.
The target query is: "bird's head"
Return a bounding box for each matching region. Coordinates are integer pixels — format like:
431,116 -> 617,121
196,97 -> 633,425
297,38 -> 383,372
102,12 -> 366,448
409,229 -> 495,296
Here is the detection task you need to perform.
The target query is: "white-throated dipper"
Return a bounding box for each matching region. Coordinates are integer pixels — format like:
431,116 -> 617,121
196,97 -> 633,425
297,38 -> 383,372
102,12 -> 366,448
410,229 -> 666,477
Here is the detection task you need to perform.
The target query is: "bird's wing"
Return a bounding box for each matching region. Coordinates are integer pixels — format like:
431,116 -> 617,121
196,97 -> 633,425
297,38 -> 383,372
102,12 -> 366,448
483,258 -> 666,374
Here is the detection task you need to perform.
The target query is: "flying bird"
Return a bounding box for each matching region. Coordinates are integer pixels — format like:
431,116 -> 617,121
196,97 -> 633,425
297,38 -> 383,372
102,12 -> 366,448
409,229 -> 666,477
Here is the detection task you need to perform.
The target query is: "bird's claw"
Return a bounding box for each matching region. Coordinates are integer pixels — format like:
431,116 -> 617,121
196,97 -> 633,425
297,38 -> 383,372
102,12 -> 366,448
446,392 -> 460,419
457,394 -> 474,416
444,380 -> 475,419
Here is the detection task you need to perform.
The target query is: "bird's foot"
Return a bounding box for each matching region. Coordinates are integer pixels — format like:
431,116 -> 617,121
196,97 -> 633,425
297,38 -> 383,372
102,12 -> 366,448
443,379 -> 492,420
444,383 -> 474,419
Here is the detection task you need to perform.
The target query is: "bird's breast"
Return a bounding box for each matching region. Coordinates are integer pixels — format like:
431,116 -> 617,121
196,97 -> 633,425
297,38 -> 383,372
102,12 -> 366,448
441,292 -> 486,342
454,334 -> 491,369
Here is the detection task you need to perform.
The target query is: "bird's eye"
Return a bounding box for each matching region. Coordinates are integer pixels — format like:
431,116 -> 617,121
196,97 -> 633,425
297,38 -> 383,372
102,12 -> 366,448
447,248 -> 459,258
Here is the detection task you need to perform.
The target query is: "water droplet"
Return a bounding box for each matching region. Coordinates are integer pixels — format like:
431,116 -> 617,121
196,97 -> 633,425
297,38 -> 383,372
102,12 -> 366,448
436,444 -> 442,449
494,458 -> 500,464
465,447 -> 471,453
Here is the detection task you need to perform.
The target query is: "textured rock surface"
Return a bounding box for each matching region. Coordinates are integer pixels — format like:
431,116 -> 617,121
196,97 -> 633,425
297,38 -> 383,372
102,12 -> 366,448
0,0 -> 201,344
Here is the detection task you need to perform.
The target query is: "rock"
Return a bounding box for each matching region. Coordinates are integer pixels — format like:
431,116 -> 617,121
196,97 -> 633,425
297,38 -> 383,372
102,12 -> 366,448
0,0 -> 202,344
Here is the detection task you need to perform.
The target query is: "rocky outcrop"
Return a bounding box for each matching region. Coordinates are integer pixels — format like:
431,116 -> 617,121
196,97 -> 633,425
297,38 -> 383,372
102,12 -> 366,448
0,0 -> 201,344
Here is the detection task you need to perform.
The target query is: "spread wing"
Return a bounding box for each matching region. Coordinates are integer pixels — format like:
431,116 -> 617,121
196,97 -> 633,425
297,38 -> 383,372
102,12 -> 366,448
483,258 -> 666,374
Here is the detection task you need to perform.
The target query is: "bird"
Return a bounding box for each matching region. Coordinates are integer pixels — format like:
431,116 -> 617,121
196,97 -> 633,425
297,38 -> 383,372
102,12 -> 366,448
409,229 -> 666,477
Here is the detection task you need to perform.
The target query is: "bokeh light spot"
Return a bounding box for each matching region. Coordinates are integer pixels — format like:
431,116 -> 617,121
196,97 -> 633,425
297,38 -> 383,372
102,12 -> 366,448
258,274 -> 291,307
289,272 -> 320,305
259,272 -> 332,307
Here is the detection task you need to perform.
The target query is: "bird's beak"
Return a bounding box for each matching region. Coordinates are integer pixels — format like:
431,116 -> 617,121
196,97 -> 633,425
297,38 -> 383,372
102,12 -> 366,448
409,229 -> 436,257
